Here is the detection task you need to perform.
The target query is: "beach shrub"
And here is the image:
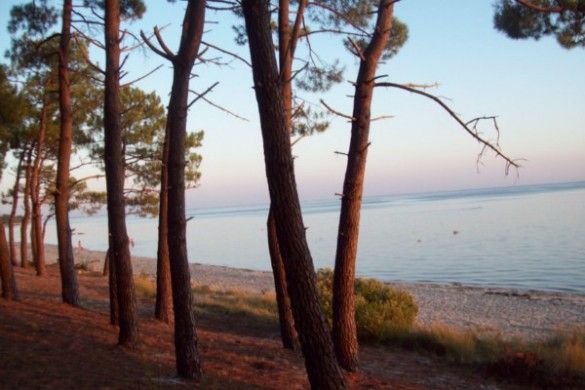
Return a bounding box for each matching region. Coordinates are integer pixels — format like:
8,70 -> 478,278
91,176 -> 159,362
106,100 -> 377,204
316,268 -> 418,341
134,274 -> 156,300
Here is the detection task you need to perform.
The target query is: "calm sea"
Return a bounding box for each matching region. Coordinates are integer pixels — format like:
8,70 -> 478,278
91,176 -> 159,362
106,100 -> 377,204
52,181 -> 585,294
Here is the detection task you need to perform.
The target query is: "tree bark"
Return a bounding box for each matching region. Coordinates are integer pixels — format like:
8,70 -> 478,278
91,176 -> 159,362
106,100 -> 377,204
104,0 -> 138,347
20,149 -> 32,269
242,1 -> 347,388
332,0 -> 395,372
1,219 -> 18,300
267,206 -> 298,350
106,248 -> 119,325
155,128 -> 172,323
55,0 -> 80,306
103,248 -> 109,276
8,152 -> 24,267
164,0 -> 206,380
31,101 -> 48,277
264,0 -> 305,351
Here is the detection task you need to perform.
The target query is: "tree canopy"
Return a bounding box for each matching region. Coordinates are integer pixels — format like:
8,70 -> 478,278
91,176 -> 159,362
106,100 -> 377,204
494,0 -> 585,48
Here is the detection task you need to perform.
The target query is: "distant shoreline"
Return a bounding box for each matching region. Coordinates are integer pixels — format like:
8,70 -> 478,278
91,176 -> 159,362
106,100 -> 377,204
14,243 -> 578,342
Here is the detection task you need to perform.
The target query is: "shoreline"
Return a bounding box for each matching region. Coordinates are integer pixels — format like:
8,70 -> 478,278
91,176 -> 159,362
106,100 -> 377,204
35,243 -> 585,341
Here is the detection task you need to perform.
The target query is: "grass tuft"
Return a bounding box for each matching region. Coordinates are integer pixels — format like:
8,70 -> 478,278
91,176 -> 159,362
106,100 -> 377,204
134,274 -> 156,300
192,285 -> 278,321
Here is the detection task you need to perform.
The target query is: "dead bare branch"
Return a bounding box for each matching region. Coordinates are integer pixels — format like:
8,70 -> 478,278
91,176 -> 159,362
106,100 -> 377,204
202,41 -> 251,67
140,28 -> 174,62
120,64 -> 163,88
188,87 -> 249,121
375,81 -> 521,174
347,37 -> 366,61
320,99 -> 355,121
187,81 -> 219,109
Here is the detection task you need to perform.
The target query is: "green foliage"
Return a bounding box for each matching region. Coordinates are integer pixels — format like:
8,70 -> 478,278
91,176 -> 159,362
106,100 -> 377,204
292,105 -> 329,136
86,86 -> 203,217
308,0 -> 375,29
83,0 -> 146,21
295,61 -> 344,93
0,66 -> 26,179
316,268 -> 418,341
494,0 -> 585,49
7,0 -> 57,36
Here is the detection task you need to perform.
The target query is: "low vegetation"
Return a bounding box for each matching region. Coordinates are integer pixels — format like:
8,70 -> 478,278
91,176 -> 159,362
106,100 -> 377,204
316,268 -> 418,341
132,273 -> 585,387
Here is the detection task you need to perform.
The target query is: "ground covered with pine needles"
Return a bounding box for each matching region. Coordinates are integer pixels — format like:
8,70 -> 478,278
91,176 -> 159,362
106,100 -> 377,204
1,265 -> 525,389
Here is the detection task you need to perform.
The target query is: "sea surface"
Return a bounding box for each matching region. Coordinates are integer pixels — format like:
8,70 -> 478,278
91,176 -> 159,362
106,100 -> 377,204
50,181 -> 585,294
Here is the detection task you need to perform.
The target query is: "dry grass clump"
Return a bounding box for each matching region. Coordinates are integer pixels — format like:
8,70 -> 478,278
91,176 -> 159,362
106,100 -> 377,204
134,274 -> 157,300
192,285 -> 278,321
386,324 -> 585,387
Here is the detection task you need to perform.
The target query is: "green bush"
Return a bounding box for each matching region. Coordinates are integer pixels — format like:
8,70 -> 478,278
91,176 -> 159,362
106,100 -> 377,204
316,268 -> 418,342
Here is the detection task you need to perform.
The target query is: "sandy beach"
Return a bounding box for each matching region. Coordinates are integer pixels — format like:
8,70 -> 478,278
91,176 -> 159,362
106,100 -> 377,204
41,243 -> 585,341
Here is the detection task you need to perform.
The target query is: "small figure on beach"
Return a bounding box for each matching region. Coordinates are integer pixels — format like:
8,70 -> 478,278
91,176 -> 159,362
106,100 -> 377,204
77,240 -> 85,252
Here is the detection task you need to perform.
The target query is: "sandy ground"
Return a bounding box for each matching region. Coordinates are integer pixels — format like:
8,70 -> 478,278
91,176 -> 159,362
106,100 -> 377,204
44,243 -> 585,341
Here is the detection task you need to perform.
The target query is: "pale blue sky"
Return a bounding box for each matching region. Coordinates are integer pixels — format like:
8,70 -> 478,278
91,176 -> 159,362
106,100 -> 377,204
1,0 -> 584,209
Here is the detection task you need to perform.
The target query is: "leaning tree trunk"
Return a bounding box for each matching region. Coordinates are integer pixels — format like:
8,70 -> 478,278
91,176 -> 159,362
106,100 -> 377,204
155,127 -> 172,323
20,150 -> 32,269
242,1 -> 347,388
263,0 -> 303,351
104,0 -> 138,346
267,206 -> 298,350
55,0 -> 80,306
31,102 -> 48,277
1,219 -> 18,300
8,152 -> 24,266
332,0 -> 395,372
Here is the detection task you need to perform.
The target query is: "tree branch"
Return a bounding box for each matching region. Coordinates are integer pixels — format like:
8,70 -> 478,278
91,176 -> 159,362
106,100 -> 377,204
202,41 -> 252,67
375,82 -> 521,173
140,28 -> 174,61
187,81 -> 219,109
120,64 -> 163,88
515,0 -> 564,13
320,99 -> 355,121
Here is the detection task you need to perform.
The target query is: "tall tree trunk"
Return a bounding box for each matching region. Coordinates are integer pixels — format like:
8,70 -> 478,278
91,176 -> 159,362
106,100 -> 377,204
267,207 -> 297,349
332,0 -> 395,372
31,101 -> 48,277
20,149 -> 32,269
104,0 -> 138,346
8,152 -> 24,267
1,219 -> 18,300
55,0 -> 80,306
242,1 -> 347,388
155,130 -> 172,323
163,0 -> 206,379
264,0 -> 306,350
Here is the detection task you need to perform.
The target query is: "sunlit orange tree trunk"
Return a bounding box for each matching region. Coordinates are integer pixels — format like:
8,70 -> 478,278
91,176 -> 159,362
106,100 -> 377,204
8,152 -> 24,266
332,0 -> 396,372
55,0 -> 80,305
141,0 -> 206,379
1,219 -> 18,300
103,0 -> 138,346
242,1 -> 347,388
